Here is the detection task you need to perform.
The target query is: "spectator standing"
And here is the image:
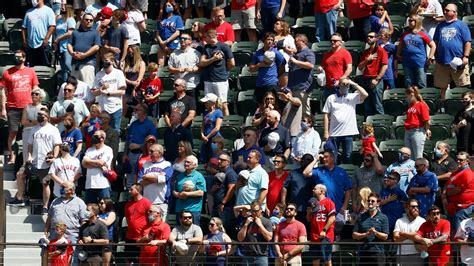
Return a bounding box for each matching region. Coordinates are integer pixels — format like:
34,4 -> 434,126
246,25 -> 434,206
169,211 -> 204,266
287,33 -> 315,115
78,203 -> 110,265
369,3 -> 393,34
57,76 -> 94,105
201,217 -> 233,266
291,114 -> 321,164
258,110 -> 291,159
346,0 -> 373,41
84,0 -> 118,17
54,5 -> 75,83
320,33 -> 353,101
430,141 -> 457,187
138,205 -> 171,266
352,192 -> 389,265
22,0 -> 56,67
252,91 -> 279,134
236,150 -> 269,210
199,93 -> 223,163
98,197 -> 116,265
257,0 -> 286,34
357,31 -> 388,115
123,0 -> 146,46
156,1 -> 183,67
204,7 -> 235,46
48,143 -> 82,199
164,78 -> 197,127
20,88 -> 46,163
231,0 -> 258,42
407,158 -> 439,217
393,199 -> 426,265
168,32 -> 201,98
385,147 -> 417,193
322,78 -> 368,164
273,20 -> 296,88
279,89 -> 302,140
379,172 -> 408,239
453,91 -> 474,154
61,116 -> 84,161
91,52 -> 127,132
314,0 -> 342,42
378,29 -> 396,90
0,50 -> 39,165
404,86 -> 431,160
274,203 -> 307,266
214,153 -> 238,235
46,223 -> 74,265
99,112 -> 119,164
412,0 -> 444,38
267,155 -> 289,214
454,213 -> 474,265
103,9 -> 129,63
433,3 -> 471,100
199,30 -> 235,116
232,127 -> 266,170
163,111 -> 193,162
122,46 -> 145,116
139,63 -> 162,117
67,13 -> 101,87
81,130 -> 114,204
353,152 -> 385,197
50,81 -> 90,132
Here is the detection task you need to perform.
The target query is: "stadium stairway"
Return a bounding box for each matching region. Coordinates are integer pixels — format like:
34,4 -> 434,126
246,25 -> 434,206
1,154 -> 44,265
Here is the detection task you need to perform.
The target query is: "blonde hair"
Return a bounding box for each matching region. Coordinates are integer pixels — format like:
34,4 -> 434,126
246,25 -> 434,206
210,217 -> 225,233
409,15 -> 423,33
147,62 -> 159,72
90,104 -> 101,115
359,187 -> 372,209
363,124 -> 375,137
124,45 -> 144,73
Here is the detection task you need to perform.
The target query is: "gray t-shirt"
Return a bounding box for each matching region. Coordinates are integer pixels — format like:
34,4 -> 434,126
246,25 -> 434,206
48,196 -> 87,240
353,166 -> 385,194
171,224 -> 203,264
240,216 -> 273,256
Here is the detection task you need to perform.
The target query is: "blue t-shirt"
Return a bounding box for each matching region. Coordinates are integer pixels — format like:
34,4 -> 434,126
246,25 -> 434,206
61,128 -> 83,156
251,47 -> 285,87
288,47 -> 315,91
433,20 -> 471,65
370,15 -> 389,34
232,144 -> 266,172
214,167 -> 238,206
22,6 -> 56,48
126,118 -> 158,145
70,26 -> 101,65
202,42 -> 234,82
380,186 -> 408,229
202,108 -> 223,138
400,31 -> 432,68
261,0 -> 281,9
406,170 -> 438,217
55,17 -> 76,53
175,170 -> 207,212
312,166 -> 352,212
283,170 -> 315,212
157,15 -> 184,50
380,42 -> 396,81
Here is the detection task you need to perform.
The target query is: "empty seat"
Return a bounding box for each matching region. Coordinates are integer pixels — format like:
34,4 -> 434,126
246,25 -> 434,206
236,90 -> 255,116
444,87 -> 472,116
383,88 -> 407,117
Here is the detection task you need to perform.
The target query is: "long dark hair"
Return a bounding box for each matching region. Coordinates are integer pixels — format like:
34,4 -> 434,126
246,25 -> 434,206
100,197 -> 114,213
160,1 -> 181,20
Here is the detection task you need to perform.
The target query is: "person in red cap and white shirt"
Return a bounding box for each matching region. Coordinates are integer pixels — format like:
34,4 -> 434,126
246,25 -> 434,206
85,0 -> 118,18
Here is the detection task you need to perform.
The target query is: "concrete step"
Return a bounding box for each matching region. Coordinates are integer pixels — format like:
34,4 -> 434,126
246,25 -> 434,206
3,188 -> 17,200
5,205 -> 30,215
6,231 -> 44,242
3,257 -> 40,266
3,247 -> 40,257
4,180 -> 17,189
6,222 -> 45,232
6,214 -> 47,224
3,168 -> 16,180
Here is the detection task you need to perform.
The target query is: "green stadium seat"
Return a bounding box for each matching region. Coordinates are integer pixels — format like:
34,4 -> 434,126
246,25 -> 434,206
232,42 -> 258,68
383,88 -> 407,117
236,90 -> 255,116
387,2 -> 410,17
393,115 -> 406,139
157,67 -> 173,91
293,17 -> 317,43
419,87 -> 440,114
429,114 -> 454,142
342,40 -> 365,52
339,164 -> 360,179
444,87 -> 472,116
238,65 -> 257,91
366,114 -> 394,127
379,139 -> 405,166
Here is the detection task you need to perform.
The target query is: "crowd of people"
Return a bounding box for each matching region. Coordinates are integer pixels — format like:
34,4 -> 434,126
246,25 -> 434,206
1,0 -> 474,265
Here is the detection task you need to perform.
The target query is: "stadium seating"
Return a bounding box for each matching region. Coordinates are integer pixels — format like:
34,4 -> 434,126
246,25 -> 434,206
444,87 -> 471,116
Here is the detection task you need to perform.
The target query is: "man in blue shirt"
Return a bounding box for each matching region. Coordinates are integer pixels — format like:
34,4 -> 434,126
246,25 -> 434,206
232,127 -> 266,171
303,150 -> 352,214
249,32 -> 285,104
407,158 -> 438,217
433,3 -> 471,100
163,111 -> 193,162
22,0 -> 56,67
287,34 -> 315,115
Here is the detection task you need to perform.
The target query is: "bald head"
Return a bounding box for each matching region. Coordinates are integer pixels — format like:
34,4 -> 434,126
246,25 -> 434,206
399,147 -> 411,156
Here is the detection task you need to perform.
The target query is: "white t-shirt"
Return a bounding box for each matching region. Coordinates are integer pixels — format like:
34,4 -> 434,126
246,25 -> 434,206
322,92 -> 362,137
393,215 -> 426,255
168,48 -> 201,89
421,0 -> 443,38
140,159 -> 173,204
123,9 -> 144,45
50,98 -> 90,132
93,68 -> 127,114
28,123 -> 62,169
83,145 -> 113,189
455,218 -> 474,264
57,80 -> 94,104
48,156 -> 82,197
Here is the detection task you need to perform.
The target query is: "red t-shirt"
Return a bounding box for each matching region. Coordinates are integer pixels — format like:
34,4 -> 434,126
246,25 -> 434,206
347,0 -> 376,19
140,76 -> 162,105
360,46 -> 388,77
404,101 -> 430,130
47,238 -> 73,266
204,22 -> 235,43
310,197 -> 336,242
277,219 -> 307,255
0,66 -> 38,108
267,171 -> 289,212
125,197 -> 152,240
139,220 -> 171,266
322,48 -> 352,88
231,0 -> 256,10
314,0 -> 339,13
417,219 -> 451,265
362,135 -> 376,155
446,167 -> 474,205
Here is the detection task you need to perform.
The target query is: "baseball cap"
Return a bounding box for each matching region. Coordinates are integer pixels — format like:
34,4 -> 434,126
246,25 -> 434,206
200,93 -> 218,103
238,170 -> 250,180
267,132 -> 280,150
99,7 -> 113,19
264,50 -> 276,65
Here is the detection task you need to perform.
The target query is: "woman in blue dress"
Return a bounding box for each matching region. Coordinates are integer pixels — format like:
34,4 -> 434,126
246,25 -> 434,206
199,93 -> 223,163
155,1 -> 184,67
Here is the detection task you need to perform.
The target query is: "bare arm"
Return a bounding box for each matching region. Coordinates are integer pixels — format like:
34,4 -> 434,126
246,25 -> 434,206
341,64 -> 353,80
323,113 -> 329,140
281,187 -> 287,204
303,158 -> 318,177
98,211 -> 116,226
182,110 -> 196,128
227,58 -> 235,70
257,189 -> 268,207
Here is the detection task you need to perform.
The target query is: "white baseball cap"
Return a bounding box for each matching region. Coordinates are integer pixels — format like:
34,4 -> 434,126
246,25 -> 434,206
200,93 -> 218,103
267,132 -> 280,150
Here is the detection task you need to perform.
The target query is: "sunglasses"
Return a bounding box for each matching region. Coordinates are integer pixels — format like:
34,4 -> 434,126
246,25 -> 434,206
330,39 -> 341,43
84,19 -> 94,22
31,92 -> 40,96
273,160 -> 283,163
64,89 -> 74,92
286,207 -> 295,211
182,216 -> 192,219
415,164 -> 424,167
409,205 -> 419,209
367,35 -> 376,38
408,19 -> 416,22
368,200 -> 377,203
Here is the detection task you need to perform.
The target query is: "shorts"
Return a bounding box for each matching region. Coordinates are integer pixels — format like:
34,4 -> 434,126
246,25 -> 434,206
204,81 -> 229,103
231,7 -> 257,30
7,108 -> 22,132
309,238 -> 333,262
177,0 -> 205,8
38,168 -> 51,184
434,63 -> 471,89
136,0 -> 149,12
71,64 -> 96,88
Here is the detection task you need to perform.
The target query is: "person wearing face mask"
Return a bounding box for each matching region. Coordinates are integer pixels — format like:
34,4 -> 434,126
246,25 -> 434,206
0,50 -> 40,165
352,192 -> 389,266
453,91 -> 474,154
48,142 -> 82,200
103,8 -> 129,64
82,130 -> 114,204
91,52 -> 127,132
9,107 -> 62,211
22,0 -> 56,67
385,147 -> 417,193
156,1 -> 184,67
407,158 -> 439,218
404,86 -> 431,160
322,77 -> 368,164
78,203 -> 110,265
433,3 -> 471,100
138,206 -> 171,266
430,141 -> 457,184
291,114 -> 321,166
442,151 -> 474,236
50,81 -> 90,132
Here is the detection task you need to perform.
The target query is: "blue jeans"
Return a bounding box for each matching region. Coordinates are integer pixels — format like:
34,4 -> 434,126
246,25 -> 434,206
360,76 -> 384,115
404,128 -> 426,160
109,108 -> 122,133
59,51 -> 72,83
448,204 -> 474,237
127,151 -> 141,189
315,9 -> 338,42
261,7 -> 280,34
330,135 -> 353,164
404,65 -> 427,89
384,79 -> 395,90
85,187 -> 111,204
352,17 -> 371,42
243,256 -> 268,266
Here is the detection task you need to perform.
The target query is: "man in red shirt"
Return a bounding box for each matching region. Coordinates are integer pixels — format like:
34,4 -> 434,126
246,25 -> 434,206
231,0 -> 258,42
442,151 -> 474,236
314,0 -> 343,42
357,31 -> 388,116
0,49 -> 39,164
138,205 -> 171,266
347,0 -> 375,41
415,205 -> 451,266
204,7 -> 235,46
274,202 -> 307,266
267,154 -> 289,214
320,33 -> 353,101
306,184 -> 336,266
125,183 -> 152,264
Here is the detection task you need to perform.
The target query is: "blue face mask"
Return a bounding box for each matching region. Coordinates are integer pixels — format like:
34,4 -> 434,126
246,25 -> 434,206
60,187 -> 66,196
148,215 -> 155,222
272,209 -> 280,217
165,6 -> 173,14
211,143 -> 218,151
434,149 -> 444,158
300,122 -> 309,131
83,211 -> 92,220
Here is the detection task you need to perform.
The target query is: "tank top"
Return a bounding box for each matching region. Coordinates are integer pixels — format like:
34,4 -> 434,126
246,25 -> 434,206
98,212 -> 115,241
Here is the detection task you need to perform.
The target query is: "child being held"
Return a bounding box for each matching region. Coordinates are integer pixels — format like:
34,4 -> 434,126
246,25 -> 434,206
361,124 -> 383,158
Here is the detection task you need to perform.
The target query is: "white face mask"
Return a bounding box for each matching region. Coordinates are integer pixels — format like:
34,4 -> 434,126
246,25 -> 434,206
31,0 -> 39,7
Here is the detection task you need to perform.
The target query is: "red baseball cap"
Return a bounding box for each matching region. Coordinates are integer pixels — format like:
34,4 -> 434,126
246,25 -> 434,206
99,7 -> 113,19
